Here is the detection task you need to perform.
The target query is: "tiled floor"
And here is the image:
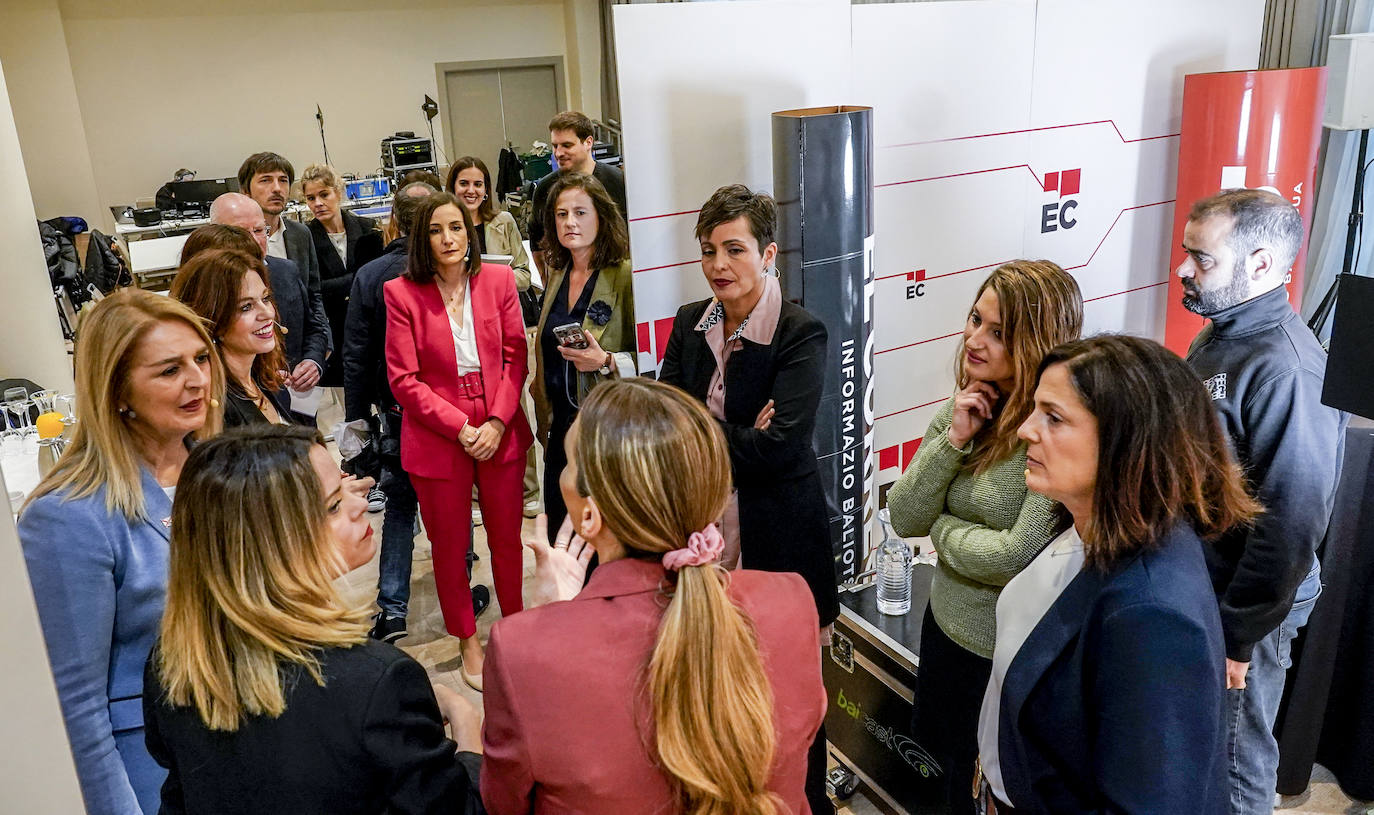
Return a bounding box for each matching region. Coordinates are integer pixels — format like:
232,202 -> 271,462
321,395 -> 1371,815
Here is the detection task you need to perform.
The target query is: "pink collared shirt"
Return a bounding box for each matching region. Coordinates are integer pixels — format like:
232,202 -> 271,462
692,274 -> 784,565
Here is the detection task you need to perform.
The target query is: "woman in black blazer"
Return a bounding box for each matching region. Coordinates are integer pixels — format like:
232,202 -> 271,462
144,425 -> 484,815
658,185 -> 837,815
976,335 -> 1261,814
658,184 -> 838,626
302,164 -> 382,386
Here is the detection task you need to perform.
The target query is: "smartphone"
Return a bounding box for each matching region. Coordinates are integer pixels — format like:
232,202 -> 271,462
553,322 -> 590,350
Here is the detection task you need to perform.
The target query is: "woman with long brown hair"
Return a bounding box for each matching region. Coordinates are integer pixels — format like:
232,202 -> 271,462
446,156 -> 533,293
531,172 -> 635,540
171,248 -> 295,427
885,260 -> 1083,815
143,425 -> 484,814
975,335 -> 1253,813
481,379 -> 825,814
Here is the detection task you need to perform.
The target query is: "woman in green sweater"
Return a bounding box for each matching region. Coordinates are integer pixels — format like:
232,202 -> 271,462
887,260 -> 1081,815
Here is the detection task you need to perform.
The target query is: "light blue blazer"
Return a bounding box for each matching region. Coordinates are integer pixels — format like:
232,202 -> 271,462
18,469 -> 172,815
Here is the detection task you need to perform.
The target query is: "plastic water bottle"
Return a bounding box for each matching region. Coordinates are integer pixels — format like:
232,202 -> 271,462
875,507 -> 913,616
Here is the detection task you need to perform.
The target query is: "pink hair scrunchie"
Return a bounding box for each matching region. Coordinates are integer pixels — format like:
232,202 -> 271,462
662,524 -> 725,571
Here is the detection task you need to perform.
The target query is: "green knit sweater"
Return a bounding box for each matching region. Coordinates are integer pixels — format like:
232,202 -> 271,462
886,398 -> 1061,659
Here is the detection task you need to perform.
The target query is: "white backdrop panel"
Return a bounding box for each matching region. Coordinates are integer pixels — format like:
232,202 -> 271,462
613,0 -> 1266,547
613,0 -> 853,372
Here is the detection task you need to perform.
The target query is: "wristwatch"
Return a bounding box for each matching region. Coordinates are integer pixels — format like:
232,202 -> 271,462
598,353 -> 613,376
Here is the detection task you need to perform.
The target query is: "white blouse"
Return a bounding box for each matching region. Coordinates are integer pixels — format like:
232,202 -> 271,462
976,525 -> 1085,803
327,230 -> 347,264
448,282 -> 481,375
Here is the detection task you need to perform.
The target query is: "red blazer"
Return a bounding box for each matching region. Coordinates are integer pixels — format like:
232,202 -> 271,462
481,559 -> 827,815
383,263 -> 533,479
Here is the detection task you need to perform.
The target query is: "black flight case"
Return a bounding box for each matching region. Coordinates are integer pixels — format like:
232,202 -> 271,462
824,563 -> 945,814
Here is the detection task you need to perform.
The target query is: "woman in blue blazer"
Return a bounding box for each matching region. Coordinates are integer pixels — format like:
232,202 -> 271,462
976,335 -> 1261,814
18,289 -> 223,815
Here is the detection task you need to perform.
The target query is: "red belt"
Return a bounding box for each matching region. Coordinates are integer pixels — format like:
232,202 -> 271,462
454,371 -> 484,399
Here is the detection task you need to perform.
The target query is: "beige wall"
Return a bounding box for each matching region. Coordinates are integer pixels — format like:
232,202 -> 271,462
564,0 -> 603,119
55,0 -> 599,221
0,0 -> 103,222
0,56 -> 86,813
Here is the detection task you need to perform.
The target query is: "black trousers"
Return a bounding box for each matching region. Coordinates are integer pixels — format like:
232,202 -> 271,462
543,412 -> 574,544
913,605 -> 993,815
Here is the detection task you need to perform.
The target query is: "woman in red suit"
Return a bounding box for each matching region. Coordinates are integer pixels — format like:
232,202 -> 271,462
384,192 -> 532,690
481,379 -> 826,815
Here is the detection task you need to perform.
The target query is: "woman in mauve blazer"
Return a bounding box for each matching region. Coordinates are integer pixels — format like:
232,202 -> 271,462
482,379 -> 825,815
979,336 -> 1257,815
385,193 -> 531,689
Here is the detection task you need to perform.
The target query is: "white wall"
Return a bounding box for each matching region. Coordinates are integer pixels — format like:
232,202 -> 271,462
55,0 -> 577,219
0,56 -> 86,814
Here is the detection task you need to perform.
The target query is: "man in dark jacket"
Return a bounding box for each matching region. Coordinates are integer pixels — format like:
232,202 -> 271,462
209,193 -> 330,379
1178,188 -> 1347,815
344,181 -> 488,643
526,111 -> 627,270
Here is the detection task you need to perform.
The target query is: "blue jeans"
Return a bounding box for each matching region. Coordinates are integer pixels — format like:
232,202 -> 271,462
1226,561 -> 1322,815
376,462 -> 418,618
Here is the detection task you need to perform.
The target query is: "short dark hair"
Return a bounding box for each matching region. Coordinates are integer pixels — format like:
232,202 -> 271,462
392,182 -> 437,238
1188,188 -> 1305,273
548,111 -> 595,142
1037,335 -> 1261,568
694,184 -> 776,250
237,152 -> 295,190
180,224 -> 261,265
401,168 -> 444,190
404,192 -> 481,284
445,156 -> 499,223
541,173 -> 630,272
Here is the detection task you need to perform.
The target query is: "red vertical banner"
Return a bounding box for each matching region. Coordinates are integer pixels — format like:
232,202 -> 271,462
1163,67 -> 1327,355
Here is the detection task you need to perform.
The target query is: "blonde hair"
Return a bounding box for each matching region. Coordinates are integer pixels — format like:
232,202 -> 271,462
24,289 -> 224,520
573,379 -> 781,815
157,425 -> 371,731
957,260 -> 1083,473
299,163 -> 345,198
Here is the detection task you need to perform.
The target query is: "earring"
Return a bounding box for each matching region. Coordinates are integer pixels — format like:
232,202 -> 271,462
119,407 -> 137,420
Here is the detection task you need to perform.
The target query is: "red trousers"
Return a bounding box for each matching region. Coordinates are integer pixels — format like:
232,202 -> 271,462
408,399 -> 525,639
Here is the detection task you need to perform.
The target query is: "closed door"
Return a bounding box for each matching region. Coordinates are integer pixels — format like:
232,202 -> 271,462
442,63 -> 560,178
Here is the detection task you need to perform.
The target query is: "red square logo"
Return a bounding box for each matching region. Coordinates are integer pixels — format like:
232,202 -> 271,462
879,445 -> 899,471
1060,168 -> 1080,197
1043,171 -> 1059,193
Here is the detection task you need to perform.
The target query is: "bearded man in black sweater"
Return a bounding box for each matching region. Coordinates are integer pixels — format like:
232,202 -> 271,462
1177,188 -> 1347,815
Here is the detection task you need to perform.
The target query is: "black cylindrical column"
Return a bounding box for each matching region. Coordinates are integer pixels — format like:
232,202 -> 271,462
772,105 -> 874,585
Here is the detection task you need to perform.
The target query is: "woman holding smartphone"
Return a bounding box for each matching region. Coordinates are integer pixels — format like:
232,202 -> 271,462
885,261 -> 1082,815
531,172 -> 634,541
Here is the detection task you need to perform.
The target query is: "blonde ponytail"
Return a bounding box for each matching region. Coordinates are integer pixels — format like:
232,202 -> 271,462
573,378 -> 782,815
649,565 -> 781,815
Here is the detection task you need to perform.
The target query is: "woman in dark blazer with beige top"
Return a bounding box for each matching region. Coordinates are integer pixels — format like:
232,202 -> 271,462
531,172 -> 635,540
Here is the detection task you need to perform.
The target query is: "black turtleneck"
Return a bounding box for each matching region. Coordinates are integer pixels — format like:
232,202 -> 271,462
1186,285 -> 1347,662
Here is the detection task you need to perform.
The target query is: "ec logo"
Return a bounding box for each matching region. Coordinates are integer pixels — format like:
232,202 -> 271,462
1040,168 -> 1080,233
